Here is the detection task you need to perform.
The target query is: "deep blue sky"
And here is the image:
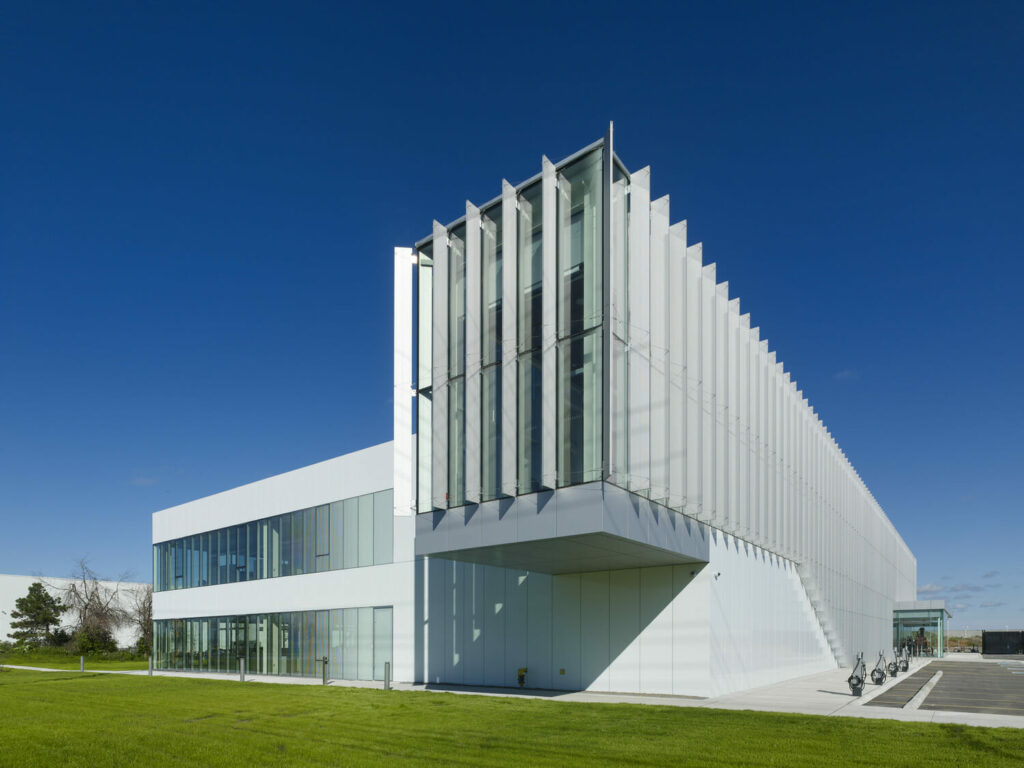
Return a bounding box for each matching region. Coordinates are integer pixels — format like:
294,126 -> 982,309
1,2 -> 1021,629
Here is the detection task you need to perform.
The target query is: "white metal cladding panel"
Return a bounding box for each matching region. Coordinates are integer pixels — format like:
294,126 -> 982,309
668,221 -> 687,511
465,203 -> 482,504
701,263 -> 717,524
501,181 -> 518,498
649,196 -> 670,504
714,282 -> 729,530
608,171 -> 630,487
152,442 -> 394,542
726,298 -> 740,535
394,249 -> 414,517
482,564 -> 506,686
541,157 -> 557,490
552,574 -> 582,690
603,156 -> 917,668
431,221 -> 449,510
685,244 -> 703,520
627,167 -> 651,493
607,568 -> 641,692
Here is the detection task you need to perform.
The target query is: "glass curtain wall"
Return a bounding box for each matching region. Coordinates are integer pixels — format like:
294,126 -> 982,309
154,606 -> 393,681
448,226 -> 467,507
414,146 -> 606,508
556,152 -> 603,486
893,609 -> 947,657
153,489 -> 393,592
417,244 -> 433,513
517,182 -> 544,494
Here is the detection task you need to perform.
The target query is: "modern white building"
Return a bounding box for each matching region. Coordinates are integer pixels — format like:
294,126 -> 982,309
152,129 -> 917,696
1,573 -> 147,650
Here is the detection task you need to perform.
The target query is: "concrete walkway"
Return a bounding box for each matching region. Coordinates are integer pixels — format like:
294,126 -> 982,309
6,658 -> 1023,729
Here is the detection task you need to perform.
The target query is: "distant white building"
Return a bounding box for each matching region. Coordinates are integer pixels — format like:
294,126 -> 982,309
152,131 -> 916,696
0,573 -> 147,650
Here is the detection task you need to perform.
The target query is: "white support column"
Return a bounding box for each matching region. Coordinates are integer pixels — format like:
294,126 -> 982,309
628,167 -> 651,494
431,221 -> 449,510
464,202 -> 482,504
394,247 -> 414,517
649,195 -> 670,504
500,180 -> 518,499
541,156 -> 557,490
668,221 -> 687,510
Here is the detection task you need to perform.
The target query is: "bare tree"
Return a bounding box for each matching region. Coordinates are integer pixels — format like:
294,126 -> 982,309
57,559 -> 130,643
129,584 -> 153,653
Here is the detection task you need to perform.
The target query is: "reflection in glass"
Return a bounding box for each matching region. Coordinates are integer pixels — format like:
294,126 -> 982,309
559,329 -> 603,486
518,183 -> 543,352
448,377 -> 465,507
518,351 -> 543,493
558,151 -> 603,338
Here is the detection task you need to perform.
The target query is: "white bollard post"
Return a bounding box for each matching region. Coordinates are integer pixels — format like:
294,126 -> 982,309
239,657 -> 245,683
80,656 -> 84,672
148,656 -> 153,676
384,661 -> 391,691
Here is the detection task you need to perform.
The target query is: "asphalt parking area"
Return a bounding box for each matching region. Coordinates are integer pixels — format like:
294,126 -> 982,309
864,665 -> 935,708
865,661 -> 1024,715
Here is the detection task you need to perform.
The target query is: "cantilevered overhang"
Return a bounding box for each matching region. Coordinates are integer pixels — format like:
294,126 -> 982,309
415,481 -> 709,574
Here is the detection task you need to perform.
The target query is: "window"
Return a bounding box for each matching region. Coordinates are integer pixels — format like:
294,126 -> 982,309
481,365 -> 501,500
448,377 -> 465,507
518,183 -> 543,352
518,351 -> 543,493
558,330 -> 603,486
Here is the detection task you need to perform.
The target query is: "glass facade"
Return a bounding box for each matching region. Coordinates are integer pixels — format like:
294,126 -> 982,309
153,489 -> 393,592
415,146 -> 606,510
153,606 -> 393,680
893,608 -> 947,658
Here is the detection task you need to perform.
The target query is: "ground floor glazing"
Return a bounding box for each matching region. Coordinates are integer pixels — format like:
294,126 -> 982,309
153,606 -> 392,680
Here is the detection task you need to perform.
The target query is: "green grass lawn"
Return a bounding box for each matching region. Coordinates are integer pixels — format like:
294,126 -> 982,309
0,648 -> 148,671
0,668 -> 1022,767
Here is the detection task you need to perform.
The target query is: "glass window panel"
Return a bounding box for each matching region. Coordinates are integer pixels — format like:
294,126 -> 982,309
558,329 -> 603,486
417,245 -> 433,392
291,511 -> 304,577
342,608 -> 357,680
280,514 -> 292,577
343,498 -> 359,569
448,377 -> 465,507
373,607 -> 393,682
481,365 -> 501,500
247,521 -> 257,581
518,182 -> 543,352
481,205 -> 502,366
304,507 -> 316,575
200,533 -> 208,587
218,529 -> 227,585
518,351 -> 543,493
329,501 -> 344,570
557,150 -> 603,338
373,489 -> 393,565
357,607 -> 373,680
316,505 -> 330,558
228,526 -> 237,583
329,609 -> 343,679
270,517 -> 281,578
174,539 -> 184,590
417,392 -> 432,513
448,225 -> 466,377
358,494 -> 374,567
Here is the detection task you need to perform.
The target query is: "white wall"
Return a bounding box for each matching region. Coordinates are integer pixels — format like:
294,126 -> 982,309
152,442 -> 393,543
422,526 -> 834,697
0,574 -> 147,650
151,441 -> 422,681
